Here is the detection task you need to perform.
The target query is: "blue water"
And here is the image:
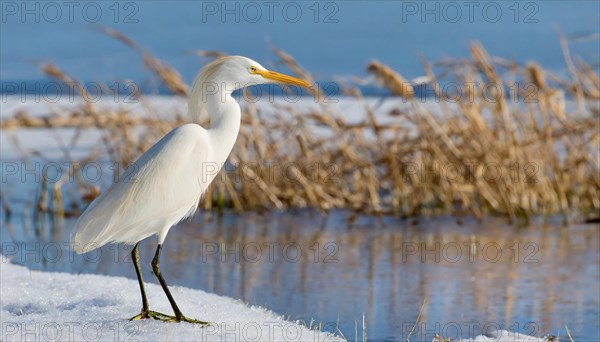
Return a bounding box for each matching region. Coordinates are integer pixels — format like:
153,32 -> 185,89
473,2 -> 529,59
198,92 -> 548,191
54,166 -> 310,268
2,210 -> 599,341
1,1 -> 599,87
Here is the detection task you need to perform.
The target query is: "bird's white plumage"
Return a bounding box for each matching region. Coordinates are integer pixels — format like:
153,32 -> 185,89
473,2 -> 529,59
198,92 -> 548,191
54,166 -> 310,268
72,124 -> 212,253
71,55 -> 308,254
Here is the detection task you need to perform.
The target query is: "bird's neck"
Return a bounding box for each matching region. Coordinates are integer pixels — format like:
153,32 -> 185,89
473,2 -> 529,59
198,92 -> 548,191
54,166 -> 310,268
206,93 -> 241,163
188,65 -> 242,164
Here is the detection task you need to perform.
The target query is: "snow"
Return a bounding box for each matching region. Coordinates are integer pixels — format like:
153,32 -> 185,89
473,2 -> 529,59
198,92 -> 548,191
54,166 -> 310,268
463,330 -> 550,342
0,259 -> 341,342
0,95 -> 412,160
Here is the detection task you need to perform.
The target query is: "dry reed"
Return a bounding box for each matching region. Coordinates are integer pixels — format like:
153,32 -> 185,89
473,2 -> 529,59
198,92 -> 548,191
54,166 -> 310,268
2,31 -> 599,225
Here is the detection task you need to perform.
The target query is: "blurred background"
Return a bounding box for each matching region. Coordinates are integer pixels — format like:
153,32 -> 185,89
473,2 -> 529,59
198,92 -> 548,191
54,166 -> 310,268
2,1 -> 599,85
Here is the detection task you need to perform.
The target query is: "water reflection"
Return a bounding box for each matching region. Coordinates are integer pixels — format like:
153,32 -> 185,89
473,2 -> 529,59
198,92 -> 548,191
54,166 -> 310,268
2,210 -> 598,341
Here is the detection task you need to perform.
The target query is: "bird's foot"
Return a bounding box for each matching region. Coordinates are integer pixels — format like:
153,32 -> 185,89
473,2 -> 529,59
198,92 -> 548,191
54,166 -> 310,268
130,310 -> 176,321
130,310 -> 209,325
174,314 -> 210,325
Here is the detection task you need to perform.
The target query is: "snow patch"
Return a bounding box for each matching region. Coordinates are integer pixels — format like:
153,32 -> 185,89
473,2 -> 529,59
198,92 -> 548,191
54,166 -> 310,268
0,259 -> 341,341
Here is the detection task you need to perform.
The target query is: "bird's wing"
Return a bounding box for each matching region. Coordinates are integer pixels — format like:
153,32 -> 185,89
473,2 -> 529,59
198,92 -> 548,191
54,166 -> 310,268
72,124 -> 213,253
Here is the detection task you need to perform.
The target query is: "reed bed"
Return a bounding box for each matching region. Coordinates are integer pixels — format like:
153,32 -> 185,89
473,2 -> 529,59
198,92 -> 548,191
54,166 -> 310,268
2,31 -> 599,224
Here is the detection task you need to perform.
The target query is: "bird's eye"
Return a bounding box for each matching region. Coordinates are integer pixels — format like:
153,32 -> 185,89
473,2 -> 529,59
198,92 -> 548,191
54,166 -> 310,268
249,66 -> 258,73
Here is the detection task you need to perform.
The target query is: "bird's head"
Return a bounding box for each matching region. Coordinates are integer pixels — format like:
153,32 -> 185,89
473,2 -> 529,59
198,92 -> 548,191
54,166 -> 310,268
189,55 -> 311,123
202,55 -> 311,90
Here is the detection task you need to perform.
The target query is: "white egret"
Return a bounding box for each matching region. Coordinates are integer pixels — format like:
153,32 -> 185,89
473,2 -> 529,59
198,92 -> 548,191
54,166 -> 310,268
71,56 -> 310,323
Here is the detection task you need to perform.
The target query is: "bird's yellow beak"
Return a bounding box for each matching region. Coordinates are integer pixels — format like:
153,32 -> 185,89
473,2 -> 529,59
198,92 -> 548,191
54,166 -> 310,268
256,70 -> 311,88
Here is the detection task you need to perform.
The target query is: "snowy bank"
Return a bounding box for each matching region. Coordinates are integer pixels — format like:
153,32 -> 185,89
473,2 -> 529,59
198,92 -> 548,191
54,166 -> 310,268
0,260 -> 341,341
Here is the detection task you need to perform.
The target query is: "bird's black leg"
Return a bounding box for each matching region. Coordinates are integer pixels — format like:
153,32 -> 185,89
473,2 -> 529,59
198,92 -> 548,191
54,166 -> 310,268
151,243 -> 209,325
129,243 -> 176,322
132,242 -> 149,314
